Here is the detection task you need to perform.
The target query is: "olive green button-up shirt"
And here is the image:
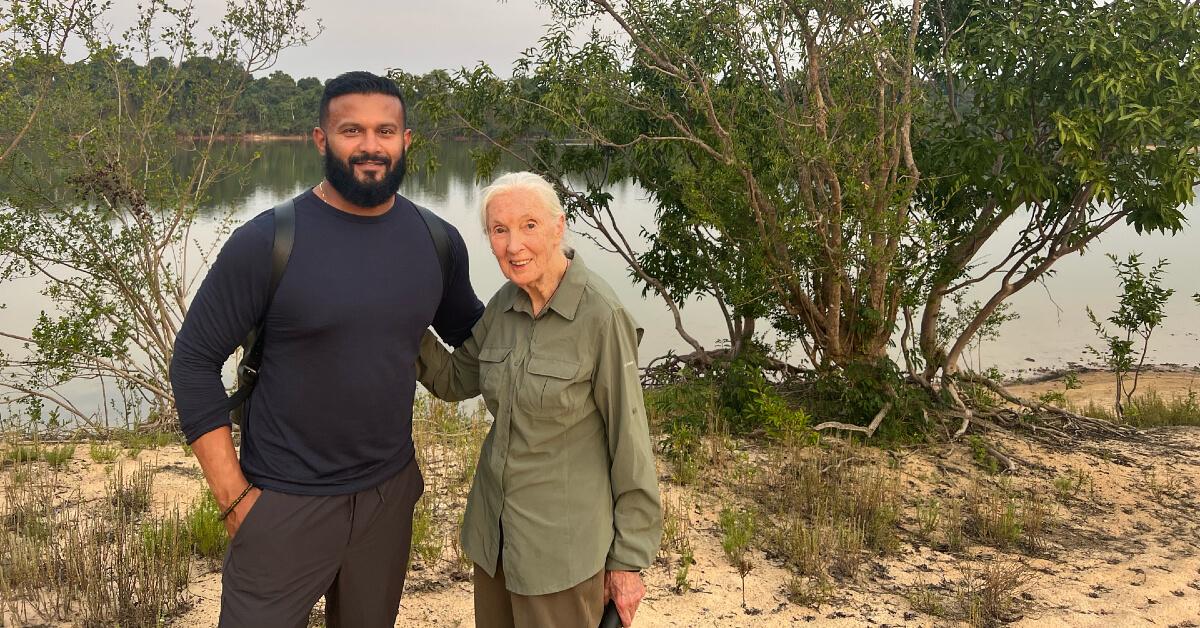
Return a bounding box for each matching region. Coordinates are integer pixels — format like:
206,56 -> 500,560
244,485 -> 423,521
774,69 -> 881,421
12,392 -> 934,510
416,253 -> 662,596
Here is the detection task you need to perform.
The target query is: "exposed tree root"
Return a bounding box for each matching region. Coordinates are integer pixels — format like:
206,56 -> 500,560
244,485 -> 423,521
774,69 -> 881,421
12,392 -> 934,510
954,371 -> 1138,439
814,402 -> 892,438
641,349 -> 807,386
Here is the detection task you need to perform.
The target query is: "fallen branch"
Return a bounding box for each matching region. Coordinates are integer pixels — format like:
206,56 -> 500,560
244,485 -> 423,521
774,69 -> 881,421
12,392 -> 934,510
954,371 -> 1135,438
814,402 -> 892,438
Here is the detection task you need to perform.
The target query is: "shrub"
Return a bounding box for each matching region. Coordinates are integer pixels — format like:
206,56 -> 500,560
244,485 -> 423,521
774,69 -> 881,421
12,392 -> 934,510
185,489 -> 227,559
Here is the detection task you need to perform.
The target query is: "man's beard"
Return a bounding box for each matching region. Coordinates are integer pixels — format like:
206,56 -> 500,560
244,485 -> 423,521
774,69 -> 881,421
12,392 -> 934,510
323,148 -> 406,208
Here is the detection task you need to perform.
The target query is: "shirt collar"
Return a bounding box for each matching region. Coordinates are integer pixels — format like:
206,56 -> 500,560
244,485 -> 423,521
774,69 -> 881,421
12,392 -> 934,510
504,249 -> 586,321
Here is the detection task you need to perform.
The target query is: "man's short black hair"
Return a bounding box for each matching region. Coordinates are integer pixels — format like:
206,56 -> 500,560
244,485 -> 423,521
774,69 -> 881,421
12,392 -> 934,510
319,71 -> 407,129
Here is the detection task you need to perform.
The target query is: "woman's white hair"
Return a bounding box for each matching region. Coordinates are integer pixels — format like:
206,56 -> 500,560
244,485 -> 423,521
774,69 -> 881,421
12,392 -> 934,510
478,171 -> 565,232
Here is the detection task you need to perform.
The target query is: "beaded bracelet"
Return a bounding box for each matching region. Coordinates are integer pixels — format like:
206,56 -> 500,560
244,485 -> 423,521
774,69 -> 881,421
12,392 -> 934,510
219,483 -> 255,521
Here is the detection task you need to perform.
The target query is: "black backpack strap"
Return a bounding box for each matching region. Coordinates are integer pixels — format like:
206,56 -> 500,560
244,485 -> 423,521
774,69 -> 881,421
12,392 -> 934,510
225,198 -> 296,418
414,202 -> 455,298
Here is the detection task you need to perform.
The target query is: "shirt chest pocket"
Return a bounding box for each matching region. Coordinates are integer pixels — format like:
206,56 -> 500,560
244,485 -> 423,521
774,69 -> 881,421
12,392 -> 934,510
517,355 -> 583,417
478,346 -> 512,401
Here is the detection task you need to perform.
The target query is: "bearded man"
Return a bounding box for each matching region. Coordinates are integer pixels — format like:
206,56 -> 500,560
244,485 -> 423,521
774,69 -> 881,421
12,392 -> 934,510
170,71 -> 484,627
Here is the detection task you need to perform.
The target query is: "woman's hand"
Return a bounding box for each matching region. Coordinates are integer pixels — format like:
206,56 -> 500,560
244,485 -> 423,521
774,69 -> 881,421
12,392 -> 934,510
604,570 -> 645,626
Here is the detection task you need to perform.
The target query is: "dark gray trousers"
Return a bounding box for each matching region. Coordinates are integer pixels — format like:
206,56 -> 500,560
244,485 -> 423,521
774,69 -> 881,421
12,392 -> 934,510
219,459 -> 424,627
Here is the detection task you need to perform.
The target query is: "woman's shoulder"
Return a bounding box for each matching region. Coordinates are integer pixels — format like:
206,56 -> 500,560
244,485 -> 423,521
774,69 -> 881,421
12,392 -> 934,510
577,265 -> 633,322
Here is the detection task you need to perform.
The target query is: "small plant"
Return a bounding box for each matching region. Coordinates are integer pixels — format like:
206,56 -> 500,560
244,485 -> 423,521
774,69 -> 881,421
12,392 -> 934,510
409,494 -> 442,567
785,574 -> 833,607
89,442 -> 121,464
1053,468 -> 1092,502
942,500 -> 966,552
1144,468 -> 1182,501
109,463 -> 155,516
968,436 -> 1001,474
916,498 -> 941,543
1086,253 -> 1174,420
954,560 -> 1032,627
42,444 -> 76,469
647,369 -> 720,485
5,443 -> 41,464
185,489 -> 227,559
674,546 -> 695,594
905,582 -> 948,617
1062,372 -> 1082,390
964,483 -> 1022,549
719,505 -> 756,607
660,494 -> 692,556
1123,389 -> 1200,427
1036,389 -> 1068,406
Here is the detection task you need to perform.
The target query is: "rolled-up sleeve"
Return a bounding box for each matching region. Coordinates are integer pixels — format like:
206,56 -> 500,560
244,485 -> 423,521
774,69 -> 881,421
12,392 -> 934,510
591,307 -> 662,571
417,319 -> 485,403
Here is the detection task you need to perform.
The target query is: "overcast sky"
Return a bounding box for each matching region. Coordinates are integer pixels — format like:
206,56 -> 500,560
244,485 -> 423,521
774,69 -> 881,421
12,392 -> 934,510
99,0 -> 558,80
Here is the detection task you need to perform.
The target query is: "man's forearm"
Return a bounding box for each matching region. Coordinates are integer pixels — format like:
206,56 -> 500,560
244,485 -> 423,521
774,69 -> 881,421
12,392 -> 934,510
191,426 -> 250,509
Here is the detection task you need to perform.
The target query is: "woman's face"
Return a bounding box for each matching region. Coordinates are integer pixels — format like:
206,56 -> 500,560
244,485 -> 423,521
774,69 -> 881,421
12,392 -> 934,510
485,188 -> 565,292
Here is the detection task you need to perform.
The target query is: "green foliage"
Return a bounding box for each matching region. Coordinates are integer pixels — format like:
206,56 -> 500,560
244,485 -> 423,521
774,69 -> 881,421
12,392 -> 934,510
968,436 -> 1000,475
88,442 -> 121,464
409,494 -> 442,568
915,0 -> 1200,377
185,489 -> 227,559
5,443 -> 41,464
1118,389 -> 1200,427
1086,253 -> 1175,418
109,463 -> 155,517
41,443 -> 75,469
718,504 -> 756,606
801,359 -> 928,442
718,349 -> 809,439
645,368 -> 720,484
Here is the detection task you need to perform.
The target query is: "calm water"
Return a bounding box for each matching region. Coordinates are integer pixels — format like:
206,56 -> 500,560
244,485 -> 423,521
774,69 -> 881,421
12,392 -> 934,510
2,139 -> 1198,422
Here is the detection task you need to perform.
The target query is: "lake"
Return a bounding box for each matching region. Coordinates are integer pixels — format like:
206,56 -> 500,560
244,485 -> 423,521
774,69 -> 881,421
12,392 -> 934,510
2,139 -> 1198,424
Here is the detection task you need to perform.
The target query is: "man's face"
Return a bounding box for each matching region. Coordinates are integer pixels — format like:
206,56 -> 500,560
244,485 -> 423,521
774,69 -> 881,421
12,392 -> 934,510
314,93 -> 411,208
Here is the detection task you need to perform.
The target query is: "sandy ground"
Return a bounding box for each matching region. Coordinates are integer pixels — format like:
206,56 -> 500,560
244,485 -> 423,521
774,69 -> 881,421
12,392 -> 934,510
4,371 -> 1200,627
1008,367 -> 1200,412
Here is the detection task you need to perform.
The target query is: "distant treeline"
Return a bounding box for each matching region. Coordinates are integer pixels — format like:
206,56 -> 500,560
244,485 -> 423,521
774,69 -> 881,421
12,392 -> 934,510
6,56 -> 400,137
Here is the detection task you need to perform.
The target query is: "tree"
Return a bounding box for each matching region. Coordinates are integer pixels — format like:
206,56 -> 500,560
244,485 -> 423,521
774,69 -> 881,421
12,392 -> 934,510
912,0 -> 1200,397
1086,253 -> 1174,419
0,0 -> 319,432
413,0 -> 925,371
422,0 -> 1200,431
0,0 -> 104,164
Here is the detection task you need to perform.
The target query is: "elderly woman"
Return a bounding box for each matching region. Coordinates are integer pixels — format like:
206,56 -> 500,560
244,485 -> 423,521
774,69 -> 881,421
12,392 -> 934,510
416,171 -> 662,628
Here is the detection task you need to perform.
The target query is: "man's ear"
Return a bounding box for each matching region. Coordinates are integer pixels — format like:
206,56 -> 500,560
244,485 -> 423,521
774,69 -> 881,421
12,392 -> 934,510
313,126 -> 326,156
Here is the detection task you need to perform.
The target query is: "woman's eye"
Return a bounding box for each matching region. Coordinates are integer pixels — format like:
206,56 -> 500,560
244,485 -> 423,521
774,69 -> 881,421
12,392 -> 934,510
525,222 -> 536,230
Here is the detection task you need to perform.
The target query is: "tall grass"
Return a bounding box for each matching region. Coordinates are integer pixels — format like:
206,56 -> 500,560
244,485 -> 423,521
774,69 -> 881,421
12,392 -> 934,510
408,394 -> 489,579
0,460 -> 192,625
755,444 -> 901,582
1082,389 -> 1200,427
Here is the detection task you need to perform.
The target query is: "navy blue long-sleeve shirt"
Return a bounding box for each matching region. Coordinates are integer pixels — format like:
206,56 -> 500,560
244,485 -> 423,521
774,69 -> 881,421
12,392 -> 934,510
170,189 -> 484,495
